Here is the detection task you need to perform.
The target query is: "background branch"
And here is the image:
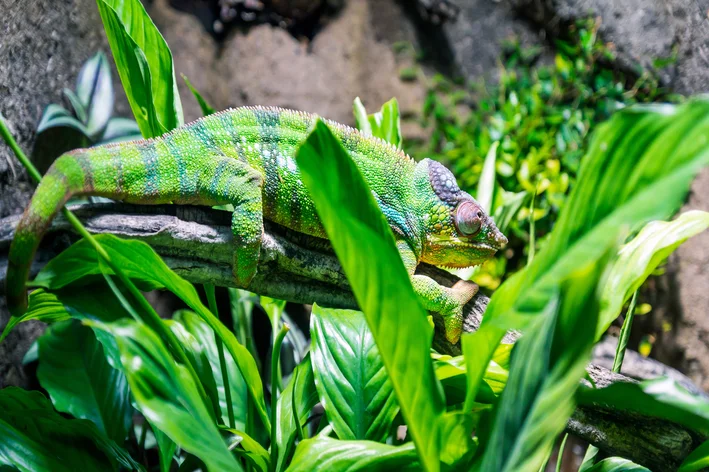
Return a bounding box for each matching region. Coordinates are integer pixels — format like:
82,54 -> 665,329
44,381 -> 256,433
0,203 -> 704,471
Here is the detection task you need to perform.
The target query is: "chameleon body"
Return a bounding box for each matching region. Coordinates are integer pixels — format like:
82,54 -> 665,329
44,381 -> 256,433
7,107 -> 507,342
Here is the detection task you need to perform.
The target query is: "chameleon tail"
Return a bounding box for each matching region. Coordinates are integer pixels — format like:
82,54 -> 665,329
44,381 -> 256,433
6,141 -> 177,316
7,152 -> 84,315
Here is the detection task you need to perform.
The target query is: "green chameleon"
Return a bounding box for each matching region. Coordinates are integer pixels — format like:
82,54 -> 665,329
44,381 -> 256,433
7,107 -> 507,343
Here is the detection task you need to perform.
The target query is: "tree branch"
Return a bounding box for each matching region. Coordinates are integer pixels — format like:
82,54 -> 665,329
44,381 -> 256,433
0,203 -> 704,471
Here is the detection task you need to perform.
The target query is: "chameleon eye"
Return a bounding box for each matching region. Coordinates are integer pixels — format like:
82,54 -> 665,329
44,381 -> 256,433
455,201 -> 482,236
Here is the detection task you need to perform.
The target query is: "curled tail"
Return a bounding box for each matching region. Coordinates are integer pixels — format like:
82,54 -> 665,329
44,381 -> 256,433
6,137 -> 186,315
7,151 -> 91,314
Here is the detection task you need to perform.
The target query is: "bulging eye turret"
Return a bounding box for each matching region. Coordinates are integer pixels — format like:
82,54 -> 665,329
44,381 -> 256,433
454,201 -> 482,237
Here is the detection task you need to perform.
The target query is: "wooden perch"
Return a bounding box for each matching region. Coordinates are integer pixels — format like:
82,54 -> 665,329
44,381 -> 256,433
0,202 -> 704,471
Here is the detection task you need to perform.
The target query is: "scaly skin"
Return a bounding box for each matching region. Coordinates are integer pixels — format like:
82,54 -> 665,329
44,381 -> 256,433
7,106 -> 507,342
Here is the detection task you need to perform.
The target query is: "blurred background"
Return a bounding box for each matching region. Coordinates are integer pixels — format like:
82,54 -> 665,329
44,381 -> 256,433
2,0 -> 709,469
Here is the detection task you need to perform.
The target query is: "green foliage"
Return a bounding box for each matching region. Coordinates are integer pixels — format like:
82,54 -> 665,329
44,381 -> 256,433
598,210 -> 709,337
295,120 -> 450,470
37,320 -> 132,444
310,305 -> 398,442
33,52 -> 141,167
0,388 -> 141,471
95,0 -> 183,137
412,19 -> 677,287
5,2 -> 709,471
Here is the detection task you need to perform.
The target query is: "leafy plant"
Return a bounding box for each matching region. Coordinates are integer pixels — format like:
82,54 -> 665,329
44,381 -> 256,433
3,2 -> 709,472
32,51 -> 141,168
412,18 -> 679,288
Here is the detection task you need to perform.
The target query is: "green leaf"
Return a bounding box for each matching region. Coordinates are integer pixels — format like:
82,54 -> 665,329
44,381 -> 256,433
89,318 -> 242,471
37,320 -> 132,444
31,234 -> 270,431
286,436 -> 419,472
310,305 -> 399,442
182,74 -> 215,116
295,120 -> 446,471
96,0 -> 183,137
680,439 -> 709,472
175,310 -> 248,430
0,387 -> 141,472
578,377 -> 709,435
597,210 -> 709,337
99,117 -> 142,144
37,104 -> 90,136
352,97 -> 403,149
75,51 -> 114,137
352,97 -> 372,136
1,284 -> 131,343
63,88 -> 88,124
151,424 -> 177,472
584,458 -> 649,472
464,98 -> 709,411
224,429 -> 270,472
275,354 -> 318,472
476,141 -> 499,214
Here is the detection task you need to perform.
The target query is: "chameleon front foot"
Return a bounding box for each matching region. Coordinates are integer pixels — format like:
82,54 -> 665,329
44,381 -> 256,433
411,274 -> 479,344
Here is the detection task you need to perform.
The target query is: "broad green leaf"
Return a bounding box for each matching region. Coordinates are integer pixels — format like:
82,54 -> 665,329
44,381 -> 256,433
465,99 -> 709,410
275,354 -> 318,472
353,97 -> 402,149
493,189 -> 526,234
296,121 -> 447,471
584,458 -> 649,472
0,284 -> 131,343
182,74 -> 215,116
577,377 -> 709,435
597,210 -> 709,337
37,320 -> 132,444
477,246 -> 611,471
224,429 -> 270,472
31,234 -> 269,431
286,435 -> 419,472
75,51 -> 114,137
175,310 -> 248,430
0,388 -> 141,472
476,141 -> 499,214
37,104 -> 90,136
89,318 -> 242,471
99,117 -> 142,144
151,423 -> 177,472
96,0 -> 183,137
680,439 -> 709,472
310,305 -> 399,442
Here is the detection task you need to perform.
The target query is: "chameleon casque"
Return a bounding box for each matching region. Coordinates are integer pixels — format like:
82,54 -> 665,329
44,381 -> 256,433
7,107 -> 507,343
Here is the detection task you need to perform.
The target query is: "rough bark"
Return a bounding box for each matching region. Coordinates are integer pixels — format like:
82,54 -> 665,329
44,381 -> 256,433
0,202 -> 705,471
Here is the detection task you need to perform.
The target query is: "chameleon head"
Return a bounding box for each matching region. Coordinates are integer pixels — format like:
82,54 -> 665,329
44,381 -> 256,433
414,159 -> 508,268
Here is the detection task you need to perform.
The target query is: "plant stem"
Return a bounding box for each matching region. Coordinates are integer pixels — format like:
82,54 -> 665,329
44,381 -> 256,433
555,433 -> 568,472
269,323 -> 290,472
0,113 -> 210,409
205,283 -> 236,429
613,291 -> 638,373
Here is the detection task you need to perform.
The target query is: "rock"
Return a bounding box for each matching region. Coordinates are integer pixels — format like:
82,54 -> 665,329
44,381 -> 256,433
149,0 -> 428,137
441,0 -> 549,81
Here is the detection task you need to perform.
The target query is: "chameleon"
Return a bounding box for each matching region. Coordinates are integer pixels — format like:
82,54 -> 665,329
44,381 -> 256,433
6,106 -> 507,343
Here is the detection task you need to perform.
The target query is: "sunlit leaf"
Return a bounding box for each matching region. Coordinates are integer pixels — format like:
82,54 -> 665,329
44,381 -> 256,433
287,435 -> 419,472
89,318 -> 242,471
597,210 -> 709,337
30,234 -> 270,432
310,305 -> 398,442
352,97 -> 402,149
679,438 -> 709,472
296,120 -> 448,471
182,74 -> 215,116
96,0 -> 183,137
